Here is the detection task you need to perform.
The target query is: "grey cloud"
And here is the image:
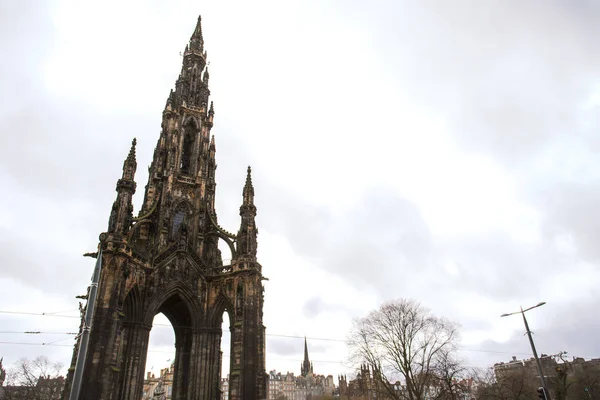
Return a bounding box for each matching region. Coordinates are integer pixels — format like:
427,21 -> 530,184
472,296 -> 600,368
268,338 -> 302,357
148,325 -> 176,348
302,297 -> 326,319
0,228 -> 94,299
535,180 -> 600,263
259,186 -> 436,298
333,1 -> 600,162
438,231 -> 567,300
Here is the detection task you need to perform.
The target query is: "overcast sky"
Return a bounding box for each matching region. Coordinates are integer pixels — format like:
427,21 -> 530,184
1,0 -> 600,384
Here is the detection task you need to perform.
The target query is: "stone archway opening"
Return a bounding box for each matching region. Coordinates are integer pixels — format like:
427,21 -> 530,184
143,313 -> 175,398
155,294 -> 193,399
133,292 -> 194,400
220,309 -> 232,392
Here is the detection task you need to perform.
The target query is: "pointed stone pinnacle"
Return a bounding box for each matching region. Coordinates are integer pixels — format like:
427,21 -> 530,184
245,166 -> 253,186
193,15 -> 203,40
242,166 -> 254,204
127,138 -> 137,162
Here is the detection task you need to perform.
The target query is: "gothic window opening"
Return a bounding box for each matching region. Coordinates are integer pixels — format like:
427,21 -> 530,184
161,150 -> 167,171
180,122 -> 196,174
172,209 -> 185,235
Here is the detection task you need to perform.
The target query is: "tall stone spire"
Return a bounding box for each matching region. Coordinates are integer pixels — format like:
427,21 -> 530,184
189,15 -> 204,53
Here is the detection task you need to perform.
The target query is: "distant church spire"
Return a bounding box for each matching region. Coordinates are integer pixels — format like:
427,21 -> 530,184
301,336 -> 313,376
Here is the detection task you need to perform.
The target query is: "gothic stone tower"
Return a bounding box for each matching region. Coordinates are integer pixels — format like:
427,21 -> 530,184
63,16 -> 267,400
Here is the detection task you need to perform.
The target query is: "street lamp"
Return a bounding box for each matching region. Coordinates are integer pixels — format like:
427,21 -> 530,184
501,302 -> 551,400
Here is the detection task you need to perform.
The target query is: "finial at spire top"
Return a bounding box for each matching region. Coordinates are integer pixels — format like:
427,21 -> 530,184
245,165 -> 253,186
191,15 -> 204,43
121,137 -> 138,180
127,138 -> 137,162
242,165 -> 254,205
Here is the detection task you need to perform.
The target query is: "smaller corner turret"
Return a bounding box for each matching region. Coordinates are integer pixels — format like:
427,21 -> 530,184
236,166 -> 258,261
107,138 -> 138,236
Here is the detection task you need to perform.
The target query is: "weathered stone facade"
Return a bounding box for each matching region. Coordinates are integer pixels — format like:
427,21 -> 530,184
63,15 -> 267,400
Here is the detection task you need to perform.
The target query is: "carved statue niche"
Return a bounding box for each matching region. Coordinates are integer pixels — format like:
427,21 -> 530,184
108,201 -> 118,231
192,277 -> 199,294
183,262 -> 190,280
235,281 -> 244,317
179,223 -> 189,248
198,212 -> 205,231
122,260 -> 130,279
125,203 -> 134,229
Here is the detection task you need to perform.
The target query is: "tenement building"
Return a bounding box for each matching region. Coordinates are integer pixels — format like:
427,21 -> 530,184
63,15 -> 267,400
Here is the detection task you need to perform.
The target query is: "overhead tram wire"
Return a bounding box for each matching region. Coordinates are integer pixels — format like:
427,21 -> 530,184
0,339 -> 598,365
0,310 -> 79,318
3,309 -> 599,360
0,331 -> 78,335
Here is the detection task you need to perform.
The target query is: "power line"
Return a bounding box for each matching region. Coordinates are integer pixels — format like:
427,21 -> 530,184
0,341 -> 71,347
1,310 -> 598,360
0,310 -> 78,319
0,331 -> 78,335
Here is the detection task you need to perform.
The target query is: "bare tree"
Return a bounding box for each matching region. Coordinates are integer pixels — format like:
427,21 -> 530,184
2,356 -> 64,400
566,358 -> 600,400
431,348 -> 469,400
347,299 -> 461,400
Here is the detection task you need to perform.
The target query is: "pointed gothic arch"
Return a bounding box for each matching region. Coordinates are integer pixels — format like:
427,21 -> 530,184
211,292 -> 234,328
144,280 -> 201,328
